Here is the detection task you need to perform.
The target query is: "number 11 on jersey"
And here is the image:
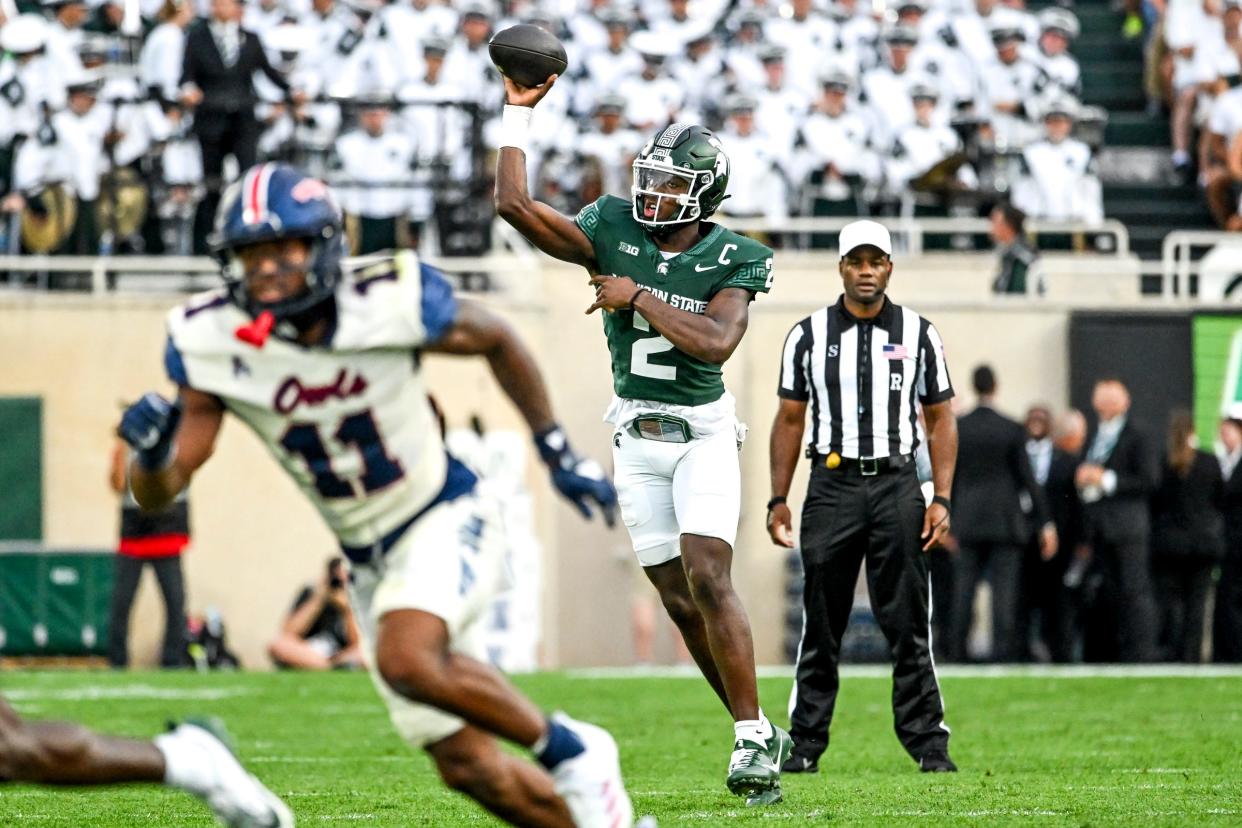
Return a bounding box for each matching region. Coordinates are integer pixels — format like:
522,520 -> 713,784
280,409 -> 405,498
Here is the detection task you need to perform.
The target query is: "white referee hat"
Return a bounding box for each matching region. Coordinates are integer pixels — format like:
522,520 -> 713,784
839,220 -> 893,257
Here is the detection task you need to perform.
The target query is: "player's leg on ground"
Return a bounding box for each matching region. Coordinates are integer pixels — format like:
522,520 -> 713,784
0,696 -> 164,784
0,696 -> 293,826
426,725 -> 573,828
642,558 -> 729,709
678,535 -> 760,721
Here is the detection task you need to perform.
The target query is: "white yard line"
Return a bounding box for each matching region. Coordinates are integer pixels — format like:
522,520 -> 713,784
2,684 -> 252,701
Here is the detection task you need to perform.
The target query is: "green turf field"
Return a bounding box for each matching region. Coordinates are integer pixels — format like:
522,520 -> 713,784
1,668 -> 1240,826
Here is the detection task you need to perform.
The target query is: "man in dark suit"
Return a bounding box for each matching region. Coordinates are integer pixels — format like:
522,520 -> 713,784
1019,406 -> 1084,662
1213,417 -> 1242,662
947,366 -> 1055,662
1077,378 -> 1158,662
180,0 -> 301,252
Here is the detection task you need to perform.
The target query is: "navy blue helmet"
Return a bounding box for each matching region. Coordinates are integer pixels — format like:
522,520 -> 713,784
209,163 -> 347,323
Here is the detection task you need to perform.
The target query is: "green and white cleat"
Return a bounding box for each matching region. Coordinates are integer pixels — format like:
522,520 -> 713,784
159,717 -> 294,828
726,725 -> 791,806
767,725 -> 793,771
745,788 -> 784,807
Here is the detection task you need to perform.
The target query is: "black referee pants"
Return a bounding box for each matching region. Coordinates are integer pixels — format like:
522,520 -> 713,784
792,463 -> 950,762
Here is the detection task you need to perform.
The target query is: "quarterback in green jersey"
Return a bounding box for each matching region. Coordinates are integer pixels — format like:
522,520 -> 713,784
496,75 -> 791,806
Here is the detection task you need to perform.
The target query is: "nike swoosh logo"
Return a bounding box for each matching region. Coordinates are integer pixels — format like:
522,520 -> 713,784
695,264 -> 718,272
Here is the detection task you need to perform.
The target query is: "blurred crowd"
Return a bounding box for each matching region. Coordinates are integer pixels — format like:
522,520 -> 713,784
0,0 -> 1107,260
1144,0 -> 1242,229
941,372 -> 1242,665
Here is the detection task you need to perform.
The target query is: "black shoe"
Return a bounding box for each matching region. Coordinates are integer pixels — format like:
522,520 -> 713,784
781,754 -> 819,774
918,751 -> 957,773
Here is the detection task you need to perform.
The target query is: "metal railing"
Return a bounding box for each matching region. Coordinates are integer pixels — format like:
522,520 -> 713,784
718,215 -> 1132,257
0,250 -> 539,294
0,216 -> 1155,297
1161,230 -> 1242,300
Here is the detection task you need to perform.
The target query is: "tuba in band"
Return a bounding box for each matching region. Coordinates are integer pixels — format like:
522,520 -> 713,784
20,183 -> 78,254
96,167 -> 150,242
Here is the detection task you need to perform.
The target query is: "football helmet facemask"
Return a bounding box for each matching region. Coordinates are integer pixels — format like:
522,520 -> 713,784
631,123 -> 730,232
209,163 -> 347,329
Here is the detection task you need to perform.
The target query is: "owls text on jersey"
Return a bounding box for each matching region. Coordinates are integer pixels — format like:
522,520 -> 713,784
163,251 -> 472,550
575,194 -> 774,407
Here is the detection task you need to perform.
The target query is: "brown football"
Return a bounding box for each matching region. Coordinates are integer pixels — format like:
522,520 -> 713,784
488,24 -> 568,87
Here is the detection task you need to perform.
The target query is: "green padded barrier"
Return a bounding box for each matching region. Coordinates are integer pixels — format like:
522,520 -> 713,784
0,551 -> 113,656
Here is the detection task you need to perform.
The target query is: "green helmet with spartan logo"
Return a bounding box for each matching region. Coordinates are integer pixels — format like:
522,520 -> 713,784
631,123 -> 731,231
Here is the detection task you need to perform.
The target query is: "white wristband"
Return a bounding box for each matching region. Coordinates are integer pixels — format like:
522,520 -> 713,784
499,104 -> 533,154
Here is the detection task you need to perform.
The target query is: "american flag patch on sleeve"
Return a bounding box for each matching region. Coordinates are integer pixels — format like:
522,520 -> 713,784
883,344 -> 909,360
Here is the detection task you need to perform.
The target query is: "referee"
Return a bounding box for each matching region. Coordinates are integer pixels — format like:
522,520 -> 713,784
767,219 -> 959,774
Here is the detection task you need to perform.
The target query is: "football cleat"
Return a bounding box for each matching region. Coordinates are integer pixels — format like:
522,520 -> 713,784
745,788 -> 784,808
167,718 -> 294,828
548,713 -> 634,828
726,725 -> 790,806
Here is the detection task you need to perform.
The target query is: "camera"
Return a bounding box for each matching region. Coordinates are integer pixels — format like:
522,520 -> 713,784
327,557 -> 345,590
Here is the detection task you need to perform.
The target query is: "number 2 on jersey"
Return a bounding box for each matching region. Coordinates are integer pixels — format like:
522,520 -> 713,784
280,410 -> 405,498
631,313 -> 676,381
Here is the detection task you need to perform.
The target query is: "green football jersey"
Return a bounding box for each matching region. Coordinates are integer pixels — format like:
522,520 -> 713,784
575,194 -> 774,406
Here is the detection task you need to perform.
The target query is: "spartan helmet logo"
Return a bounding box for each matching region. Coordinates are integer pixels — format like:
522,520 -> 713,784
709,136 -> 729,179
657,262 -> 670,275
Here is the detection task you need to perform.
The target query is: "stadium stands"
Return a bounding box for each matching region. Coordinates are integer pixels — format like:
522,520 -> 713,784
0,0 -> 1154,264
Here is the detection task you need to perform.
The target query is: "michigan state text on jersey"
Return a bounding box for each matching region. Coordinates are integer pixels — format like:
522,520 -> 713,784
576,193 -> 773,406
496,78 -> 792,807
119,164 -> 635,828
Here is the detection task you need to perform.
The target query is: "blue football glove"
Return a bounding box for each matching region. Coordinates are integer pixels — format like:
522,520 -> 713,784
535,425 -> 618,527
118,392 -> 183,471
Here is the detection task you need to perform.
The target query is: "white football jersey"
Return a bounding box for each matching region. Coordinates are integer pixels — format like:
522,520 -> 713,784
166,251 -> 461,548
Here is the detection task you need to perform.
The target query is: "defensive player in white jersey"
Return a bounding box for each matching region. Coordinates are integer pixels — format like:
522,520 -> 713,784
117,164 -> 634,828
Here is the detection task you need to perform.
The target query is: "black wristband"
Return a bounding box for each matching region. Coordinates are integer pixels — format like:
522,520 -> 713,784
628,285 -> 649,309
766,495 -> 787,511
932,495 -> 952,511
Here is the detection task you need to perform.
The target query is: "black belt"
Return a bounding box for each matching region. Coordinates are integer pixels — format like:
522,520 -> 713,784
810,451 -> 914,476
340,455 -> 478,564
341,510 -> 421,565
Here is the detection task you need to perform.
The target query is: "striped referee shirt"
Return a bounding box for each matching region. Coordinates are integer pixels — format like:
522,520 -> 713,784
778,296 -> 954,459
